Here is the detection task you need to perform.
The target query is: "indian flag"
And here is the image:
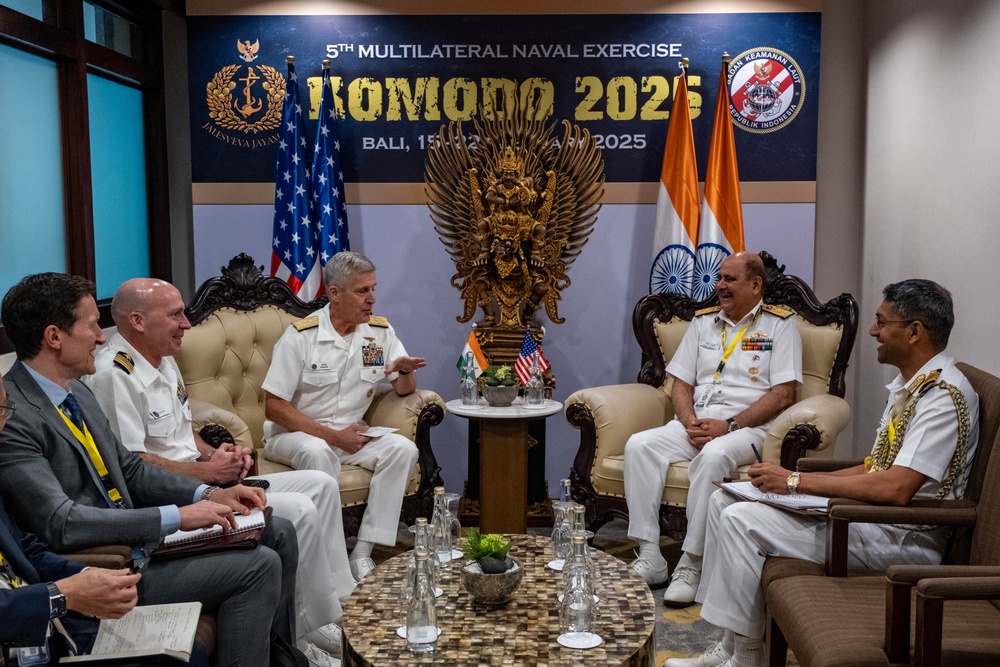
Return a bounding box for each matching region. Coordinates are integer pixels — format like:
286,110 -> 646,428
693,53 -> 745,302
456,331 -> 487,378
649,60 -> 700,296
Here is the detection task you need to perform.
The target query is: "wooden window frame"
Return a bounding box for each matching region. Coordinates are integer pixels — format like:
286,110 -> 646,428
0,0 -> 176,350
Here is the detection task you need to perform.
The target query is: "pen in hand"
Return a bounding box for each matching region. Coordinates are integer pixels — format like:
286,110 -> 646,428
750,443 -> 763,463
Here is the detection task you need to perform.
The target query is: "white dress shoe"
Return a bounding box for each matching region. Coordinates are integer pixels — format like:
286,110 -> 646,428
628,555 -> 670,588
663,564 -> 700,607
350,556 -> 377,581
305,622 -> 342,658
303,643 -> 342,667
664,640 -> 731,667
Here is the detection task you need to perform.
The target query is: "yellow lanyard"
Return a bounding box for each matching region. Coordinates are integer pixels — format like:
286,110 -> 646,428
0,550 -> 25,587
714,310 -> 759,382
57,409 -> 124,505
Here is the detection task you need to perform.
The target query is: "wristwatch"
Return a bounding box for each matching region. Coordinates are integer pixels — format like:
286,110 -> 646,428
46,582 -> 67,619
786,471 -> 802,495
726,418 -> 741,433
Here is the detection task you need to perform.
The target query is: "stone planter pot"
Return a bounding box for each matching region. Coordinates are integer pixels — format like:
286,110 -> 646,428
481,383 -> 519,407
460,558 -> 523,605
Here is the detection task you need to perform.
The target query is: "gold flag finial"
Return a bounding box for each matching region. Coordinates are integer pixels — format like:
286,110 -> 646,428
722,52 -> 731,63
286,55 -> 295,64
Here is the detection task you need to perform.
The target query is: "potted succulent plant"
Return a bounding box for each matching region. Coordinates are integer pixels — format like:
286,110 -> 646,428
460,529 -> 523,604
481,365 -> 519,407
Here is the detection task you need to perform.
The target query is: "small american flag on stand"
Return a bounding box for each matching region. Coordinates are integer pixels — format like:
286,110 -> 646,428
270,56 -> 322,299
513,330 -> 550,386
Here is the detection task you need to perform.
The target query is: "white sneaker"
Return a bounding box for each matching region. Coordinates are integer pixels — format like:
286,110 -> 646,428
664,640 -> 731,667
303,643 -> 342,667
663,564 -> 700,607
350,556 -> 376,581
627,555 -> 670,588
305,623 -> 342,658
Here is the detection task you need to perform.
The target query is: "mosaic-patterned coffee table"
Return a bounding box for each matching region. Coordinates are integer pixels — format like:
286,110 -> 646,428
341,534 -> 655,666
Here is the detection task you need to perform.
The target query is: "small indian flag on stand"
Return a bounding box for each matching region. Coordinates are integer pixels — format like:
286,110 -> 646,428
457,331 -> 487,378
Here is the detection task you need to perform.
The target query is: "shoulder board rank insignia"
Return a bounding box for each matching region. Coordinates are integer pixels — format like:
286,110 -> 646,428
695,306 -> 722,317
368,315 -> 389,328
292,316 -> 319,332
112,351 -> 134,374
762,304 -> 794,318
907,369 -> 942,396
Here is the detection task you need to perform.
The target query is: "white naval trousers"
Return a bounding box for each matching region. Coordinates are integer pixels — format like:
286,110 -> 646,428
623,419 -> 766,554
254,469 -> 356,638
264,431 -> 418,546
696,491 -> 944,638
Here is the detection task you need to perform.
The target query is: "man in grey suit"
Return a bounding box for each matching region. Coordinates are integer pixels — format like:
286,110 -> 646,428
0,272 -> 298,667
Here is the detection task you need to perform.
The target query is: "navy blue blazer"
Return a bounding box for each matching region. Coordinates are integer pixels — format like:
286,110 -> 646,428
0,493 -> 83,647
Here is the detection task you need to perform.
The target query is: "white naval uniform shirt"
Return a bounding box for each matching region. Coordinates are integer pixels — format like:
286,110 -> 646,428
262,304 -> 407,439
666,300 -> 802,425
88,333 -> 199,462
876,353 -> 980,502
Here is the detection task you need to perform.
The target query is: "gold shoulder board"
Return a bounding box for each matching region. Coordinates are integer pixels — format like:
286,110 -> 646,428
113,351 -> 134,374
292,316 -> 319,331
762,304 -> 793,318
368,315 -> 389,328
695,306 -> 722,317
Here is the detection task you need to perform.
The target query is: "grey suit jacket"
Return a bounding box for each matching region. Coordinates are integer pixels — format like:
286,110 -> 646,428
0,360 -> 202,552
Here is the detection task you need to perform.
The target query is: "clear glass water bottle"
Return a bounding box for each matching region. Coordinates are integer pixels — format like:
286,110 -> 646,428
461,352 -> 478,406
406,547 -> 437,653
559,567 -> 594,635
411,517 -> 441,596
430,487 -> 453,579
525,352 -> 545,406
551,479 -> 574,563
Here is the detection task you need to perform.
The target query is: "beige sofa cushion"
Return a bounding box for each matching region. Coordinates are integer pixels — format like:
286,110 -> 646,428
178,305 -> 298,448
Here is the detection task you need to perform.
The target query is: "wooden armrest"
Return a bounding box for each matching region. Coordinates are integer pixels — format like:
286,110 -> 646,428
825,500 -> 977,577
887,563 -> 1000,585
914,574 -> 1000,666
795,458 -> 865,473
917,574 -> 1000,600
63,545 -> 134,570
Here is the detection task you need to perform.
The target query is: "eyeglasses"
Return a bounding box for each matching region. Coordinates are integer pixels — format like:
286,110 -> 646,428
873,316 -> 914,329
0,402 -> 15,419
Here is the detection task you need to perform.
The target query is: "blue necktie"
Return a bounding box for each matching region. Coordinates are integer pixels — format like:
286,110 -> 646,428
60,393 -> 86,431
60,393 -> 147,564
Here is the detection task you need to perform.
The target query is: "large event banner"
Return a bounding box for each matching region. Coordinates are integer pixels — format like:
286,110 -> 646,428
188,12 -> 820,185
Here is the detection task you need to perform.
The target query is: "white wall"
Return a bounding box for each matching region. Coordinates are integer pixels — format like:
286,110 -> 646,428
850,0 -> 1000,449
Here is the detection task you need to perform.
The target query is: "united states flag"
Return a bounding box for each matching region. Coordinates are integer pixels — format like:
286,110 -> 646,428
513,330 -> 550,385
312,61 -> 350,277
270,58 -> 322,299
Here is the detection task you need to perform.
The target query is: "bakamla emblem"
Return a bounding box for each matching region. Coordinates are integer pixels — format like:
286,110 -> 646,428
727,47 -> 805,134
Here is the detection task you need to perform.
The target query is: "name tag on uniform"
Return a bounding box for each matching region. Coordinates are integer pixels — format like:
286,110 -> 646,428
362,338 -> 385,367
694,385 -> 713,409
148,408 -> 172,421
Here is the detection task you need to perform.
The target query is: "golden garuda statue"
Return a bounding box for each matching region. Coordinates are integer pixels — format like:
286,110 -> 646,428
425,101 -> 604,329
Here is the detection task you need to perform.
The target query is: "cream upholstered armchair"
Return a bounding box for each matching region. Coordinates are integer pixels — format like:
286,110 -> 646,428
564,252 -> 858,539
175,254 -> 446,536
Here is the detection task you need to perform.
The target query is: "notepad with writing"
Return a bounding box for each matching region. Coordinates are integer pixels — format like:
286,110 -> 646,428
153,506 -> 271,559
718,480 -> 829,513
60,602 -> 200,664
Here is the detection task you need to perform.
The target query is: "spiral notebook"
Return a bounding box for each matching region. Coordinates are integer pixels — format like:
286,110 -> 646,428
154,507 -> 271,559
